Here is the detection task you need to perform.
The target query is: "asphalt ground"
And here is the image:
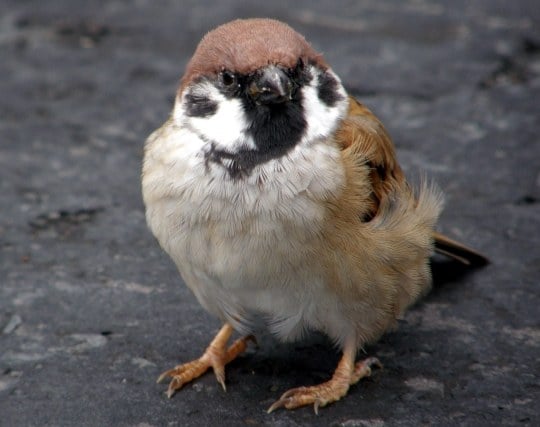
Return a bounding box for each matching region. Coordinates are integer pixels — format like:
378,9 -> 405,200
1,1 -> 539,426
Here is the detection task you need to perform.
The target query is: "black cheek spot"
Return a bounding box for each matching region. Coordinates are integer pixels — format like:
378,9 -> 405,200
317,71 -> 344,107
184,92 -> 218,117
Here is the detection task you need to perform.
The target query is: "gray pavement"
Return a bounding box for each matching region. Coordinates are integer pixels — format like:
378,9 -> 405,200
1,1 -> 539,426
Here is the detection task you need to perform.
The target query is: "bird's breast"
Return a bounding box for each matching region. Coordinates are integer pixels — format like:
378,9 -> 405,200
142,124 -> 346,336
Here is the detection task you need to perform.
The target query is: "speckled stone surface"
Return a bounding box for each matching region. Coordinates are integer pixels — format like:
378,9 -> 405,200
1,1 -> 539,426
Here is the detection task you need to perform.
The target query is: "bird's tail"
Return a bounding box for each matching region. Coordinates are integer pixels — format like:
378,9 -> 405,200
433,231 -> 489,266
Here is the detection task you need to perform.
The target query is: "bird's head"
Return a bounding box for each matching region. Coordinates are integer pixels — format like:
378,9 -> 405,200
173,18 -> 349,178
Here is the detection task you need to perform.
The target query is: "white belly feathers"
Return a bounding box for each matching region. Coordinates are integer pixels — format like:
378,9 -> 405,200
142,122 -> 346,340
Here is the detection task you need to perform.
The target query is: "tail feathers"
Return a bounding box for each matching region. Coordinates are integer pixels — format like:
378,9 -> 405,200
433,231 -> 489,267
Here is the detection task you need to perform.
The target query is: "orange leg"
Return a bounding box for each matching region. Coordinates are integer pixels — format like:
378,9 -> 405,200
268,341 -> 382,414
157,323 -> 254,398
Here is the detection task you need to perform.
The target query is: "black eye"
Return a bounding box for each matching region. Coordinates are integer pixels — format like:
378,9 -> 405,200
220,70 -> 236,86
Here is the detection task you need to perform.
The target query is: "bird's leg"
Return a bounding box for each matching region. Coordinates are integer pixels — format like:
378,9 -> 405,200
268,340 -> 382,414
157,323 -> 254,398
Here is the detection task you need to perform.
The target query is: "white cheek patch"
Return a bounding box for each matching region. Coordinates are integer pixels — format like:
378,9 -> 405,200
301,68 -> 348,145
174,81 -> 256,151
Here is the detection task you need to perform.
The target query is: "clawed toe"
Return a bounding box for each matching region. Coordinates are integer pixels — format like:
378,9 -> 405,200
267,385 -> 332,414
157,358 -> 208,397
156,364 -> 188,384
351,357 -> 382,384
167,376 -> 186,398
156,324 -> 254,398
268,355 -> 382,413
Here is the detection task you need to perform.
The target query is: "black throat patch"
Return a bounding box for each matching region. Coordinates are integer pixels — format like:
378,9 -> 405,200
203,142 -> 286,180
203,91 -> 308,180
188,63 -> 345,179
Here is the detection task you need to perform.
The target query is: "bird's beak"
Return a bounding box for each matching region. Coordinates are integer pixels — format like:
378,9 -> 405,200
248,65 -> 293,105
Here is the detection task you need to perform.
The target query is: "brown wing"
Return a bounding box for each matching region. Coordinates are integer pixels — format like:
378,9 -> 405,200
334,96 -> 406,221
335,96 -> 488,265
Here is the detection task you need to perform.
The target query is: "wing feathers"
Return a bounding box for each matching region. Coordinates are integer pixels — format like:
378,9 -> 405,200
336,96 -> 488,265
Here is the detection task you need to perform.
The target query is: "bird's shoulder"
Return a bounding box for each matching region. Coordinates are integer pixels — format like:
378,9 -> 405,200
332,96 -> 406,221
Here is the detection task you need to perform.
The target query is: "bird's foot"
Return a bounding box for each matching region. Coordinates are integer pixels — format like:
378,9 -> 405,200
157,324 -> 255,398
350,357 -> 382,384
268,357 -> 381,414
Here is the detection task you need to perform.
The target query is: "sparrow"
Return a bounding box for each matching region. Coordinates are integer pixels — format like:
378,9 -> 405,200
141,18 -> 487,413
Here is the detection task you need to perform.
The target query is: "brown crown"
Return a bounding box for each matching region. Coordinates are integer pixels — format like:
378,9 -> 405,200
179,18 -> 327,93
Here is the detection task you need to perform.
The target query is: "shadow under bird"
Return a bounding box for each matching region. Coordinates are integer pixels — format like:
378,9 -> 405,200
141,18 -> 488,413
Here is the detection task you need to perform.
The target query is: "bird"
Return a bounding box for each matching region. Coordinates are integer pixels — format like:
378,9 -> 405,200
141,18 -> 488,413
